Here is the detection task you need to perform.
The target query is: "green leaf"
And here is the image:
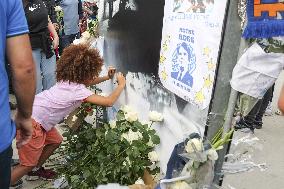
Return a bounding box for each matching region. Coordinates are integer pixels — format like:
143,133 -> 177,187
151,135 -> 160,144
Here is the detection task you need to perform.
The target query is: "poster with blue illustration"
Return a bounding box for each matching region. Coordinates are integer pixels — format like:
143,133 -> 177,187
159,0 -> 228,109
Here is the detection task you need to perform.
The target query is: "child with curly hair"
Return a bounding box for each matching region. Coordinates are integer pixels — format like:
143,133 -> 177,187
10,44 -> 126,187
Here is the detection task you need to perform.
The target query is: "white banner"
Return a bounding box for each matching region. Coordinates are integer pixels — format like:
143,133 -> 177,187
159,0 -> 228,109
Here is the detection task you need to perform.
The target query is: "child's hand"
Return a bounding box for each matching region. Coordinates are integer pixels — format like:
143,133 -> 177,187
116,72 -> 126,87
107,66 -> 116,79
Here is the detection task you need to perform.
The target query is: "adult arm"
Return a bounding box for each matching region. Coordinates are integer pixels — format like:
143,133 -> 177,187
48,16 -> 59,49
85,72 -> 126,107
6,34 -> 36,148
278,84 -> 284,114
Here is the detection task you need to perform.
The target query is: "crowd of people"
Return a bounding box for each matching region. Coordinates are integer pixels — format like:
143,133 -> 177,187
0,0 -> 284,189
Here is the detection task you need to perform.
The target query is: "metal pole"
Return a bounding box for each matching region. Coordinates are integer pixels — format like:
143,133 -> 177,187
203,0 -> 243,186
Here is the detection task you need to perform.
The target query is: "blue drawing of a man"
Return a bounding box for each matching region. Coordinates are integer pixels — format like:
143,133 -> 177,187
171,42 -> 196,87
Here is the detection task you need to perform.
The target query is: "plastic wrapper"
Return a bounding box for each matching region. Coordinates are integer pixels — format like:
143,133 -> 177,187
156,133 -> 216,189
221,132 -> 267,175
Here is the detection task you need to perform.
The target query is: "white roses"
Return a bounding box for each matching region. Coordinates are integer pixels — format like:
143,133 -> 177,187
54,6 -> 62,12
109,120 -> 116,129
148,151 -> 159,162
173,181 -> 192,189
149,111 -> 163,122
207,148 -> 218,161
185,138 -> 203,154
125,111 -> 138,122
120,105 -> 138,123
121,129 -> 142,144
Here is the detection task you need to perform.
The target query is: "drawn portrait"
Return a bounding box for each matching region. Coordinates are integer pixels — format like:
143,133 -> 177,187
171,42 -> 196,87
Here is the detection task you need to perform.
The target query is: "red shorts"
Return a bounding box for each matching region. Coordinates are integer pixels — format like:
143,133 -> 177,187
16,119 -> 63,167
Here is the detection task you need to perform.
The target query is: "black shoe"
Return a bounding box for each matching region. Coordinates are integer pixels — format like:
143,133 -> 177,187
235,119 -> 254,131
11,158 -> 20,167
254,123 -> 263,129
10,179 -> 23,189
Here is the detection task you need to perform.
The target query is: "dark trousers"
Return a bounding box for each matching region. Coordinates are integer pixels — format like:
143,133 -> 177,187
244,85 -> 274,126
0,146 -> 13,189
59,33 -> 80,55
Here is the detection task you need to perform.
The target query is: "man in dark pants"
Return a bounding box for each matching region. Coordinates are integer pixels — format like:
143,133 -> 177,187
0,0 -> 36,188
236,86 -> 274,130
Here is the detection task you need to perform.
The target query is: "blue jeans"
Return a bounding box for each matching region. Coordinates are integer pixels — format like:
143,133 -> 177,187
60,33 -> 80,55
0,146 -> 12,189
32,49 -> 56,94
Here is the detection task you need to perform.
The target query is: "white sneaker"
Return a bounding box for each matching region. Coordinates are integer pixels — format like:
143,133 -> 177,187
264,102 -> 273,116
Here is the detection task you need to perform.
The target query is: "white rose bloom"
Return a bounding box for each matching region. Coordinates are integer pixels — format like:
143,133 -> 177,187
54,6 -> 62,11
125,111 -> 138,122
122,130 -> 142,144
207,149 -> 218,161
148,151 -> 159,162
173,181 -> 192,189
147,140 -> 154,147
185,138 -> 203,154
109,120 -> 116,129
149,111 -> 163,122
141,120 -> 150,125
73,39 -> 81,45
135,178 -> 144,185
81,31 -> 91,40
72,115 -> 78,122
123,161 -> 127,166
126,157 -> 131,165
99,93 -> 108,97
147,138 -> 154,147
120,105 -> 134,114
84,114 -> 96,125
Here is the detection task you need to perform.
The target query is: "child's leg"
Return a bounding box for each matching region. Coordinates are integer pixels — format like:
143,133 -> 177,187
11,165 -> 34,184
11,120 -> 46,184
37,143 -> 61,167
37,127 -> 63,167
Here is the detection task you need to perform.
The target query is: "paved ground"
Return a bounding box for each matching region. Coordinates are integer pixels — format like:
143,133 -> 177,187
222,72 -> 284,189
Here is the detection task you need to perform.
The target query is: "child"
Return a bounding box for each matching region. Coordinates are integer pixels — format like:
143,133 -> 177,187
10,44 -> 126,187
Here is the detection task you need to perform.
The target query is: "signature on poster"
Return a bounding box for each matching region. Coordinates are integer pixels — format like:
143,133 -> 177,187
173,0 -> 214,13
171,42 -> 196,87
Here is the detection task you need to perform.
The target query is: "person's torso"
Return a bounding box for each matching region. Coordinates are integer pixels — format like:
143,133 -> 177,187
60,0 -> 79,35
0,0 -> 17,153
24,0 -> 49,34
32,82 -> 84,131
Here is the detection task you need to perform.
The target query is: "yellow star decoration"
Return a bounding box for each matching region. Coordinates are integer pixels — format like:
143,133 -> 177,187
160,55 -> 166,64
203,75 -> 213,88
207,58 -> 216,70
160,69 -> 168,81
203,46 -> 211,57
195,90 -> 205,104
162,43 -> 168,52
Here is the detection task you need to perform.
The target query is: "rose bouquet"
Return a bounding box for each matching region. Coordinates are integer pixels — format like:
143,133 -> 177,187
56,105 -> 163,188
159,129 -> 234,189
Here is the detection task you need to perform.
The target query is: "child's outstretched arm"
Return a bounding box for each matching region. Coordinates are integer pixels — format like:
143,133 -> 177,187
85,72 -> 126,107
278,84 -> 284,114
88,66 -> 116,86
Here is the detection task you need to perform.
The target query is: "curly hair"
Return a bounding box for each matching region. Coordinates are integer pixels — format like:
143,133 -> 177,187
56,44 -> 103,84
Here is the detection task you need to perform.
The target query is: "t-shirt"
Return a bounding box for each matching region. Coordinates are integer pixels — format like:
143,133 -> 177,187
23,0 -> 54,58
32,82 -> 93,131
59,0 -> 82,35
0,0 -> 29,153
